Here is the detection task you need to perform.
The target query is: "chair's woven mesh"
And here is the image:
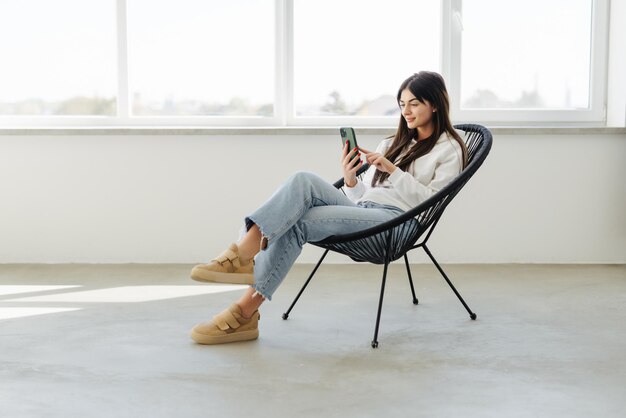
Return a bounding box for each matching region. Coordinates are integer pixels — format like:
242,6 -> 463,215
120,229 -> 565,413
327,217 -> 422,264
311,124 -> 492,264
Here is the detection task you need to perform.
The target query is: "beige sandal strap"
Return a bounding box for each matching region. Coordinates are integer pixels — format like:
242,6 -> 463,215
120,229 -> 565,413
211,245 -> 242,268
212,255 -> 240,267
213,308 -> 241,331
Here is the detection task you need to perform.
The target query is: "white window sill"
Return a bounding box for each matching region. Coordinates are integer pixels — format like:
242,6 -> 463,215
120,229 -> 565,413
0,126 -> 624,136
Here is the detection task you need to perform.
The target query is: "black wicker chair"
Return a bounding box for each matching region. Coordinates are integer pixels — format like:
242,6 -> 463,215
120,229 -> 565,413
282,124 -> 493,348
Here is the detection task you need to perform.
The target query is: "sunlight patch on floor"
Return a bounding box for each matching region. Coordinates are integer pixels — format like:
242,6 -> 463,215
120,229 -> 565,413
0,307 -> 81,320
0,285 -> 81,297
5,285 -> 248,303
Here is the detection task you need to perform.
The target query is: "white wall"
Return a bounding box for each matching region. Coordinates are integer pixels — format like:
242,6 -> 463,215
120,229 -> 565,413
0,131 -> 624,264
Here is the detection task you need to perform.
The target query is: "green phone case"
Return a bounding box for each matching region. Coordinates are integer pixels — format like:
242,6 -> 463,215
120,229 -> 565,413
340,127 -> 359,166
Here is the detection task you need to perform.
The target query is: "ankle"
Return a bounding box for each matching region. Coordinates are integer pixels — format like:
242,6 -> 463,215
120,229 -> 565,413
235,243 -> 254,264
238,255 -> 253,266
236,289 -> 265,319
239,306 -> 256,320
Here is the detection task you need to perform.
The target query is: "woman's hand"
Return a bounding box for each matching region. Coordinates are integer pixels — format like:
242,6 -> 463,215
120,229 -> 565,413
358,146 -> 397,174
341,140 -> 363,188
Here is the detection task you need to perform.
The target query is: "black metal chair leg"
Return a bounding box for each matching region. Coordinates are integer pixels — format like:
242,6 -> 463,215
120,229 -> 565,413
282,249 -> 329,320
371,259 -> 390,349
403,254 -> 419,305
422,244 -> 477,320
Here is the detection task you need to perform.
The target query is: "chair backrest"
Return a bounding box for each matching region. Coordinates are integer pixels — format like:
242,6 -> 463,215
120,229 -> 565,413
412,124 -> 492,236
315,124 -> 492,264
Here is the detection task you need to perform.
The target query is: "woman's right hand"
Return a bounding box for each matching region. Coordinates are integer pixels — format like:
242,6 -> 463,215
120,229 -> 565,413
341,140 -> 362,188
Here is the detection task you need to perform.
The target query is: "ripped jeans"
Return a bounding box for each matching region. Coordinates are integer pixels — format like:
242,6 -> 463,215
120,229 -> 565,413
243,171 -> 404,300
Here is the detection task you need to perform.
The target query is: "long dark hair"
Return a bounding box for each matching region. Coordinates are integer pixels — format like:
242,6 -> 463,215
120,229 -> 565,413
371,71 -> 468,187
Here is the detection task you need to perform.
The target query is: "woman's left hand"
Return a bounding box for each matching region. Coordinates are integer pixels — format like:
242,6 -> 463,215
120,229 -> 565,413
358,146 -> 397,174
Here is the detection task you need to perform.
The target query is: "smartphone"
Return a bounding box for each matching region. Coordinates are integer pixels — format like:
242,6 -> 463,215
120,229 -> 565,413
340,127 -> 360,167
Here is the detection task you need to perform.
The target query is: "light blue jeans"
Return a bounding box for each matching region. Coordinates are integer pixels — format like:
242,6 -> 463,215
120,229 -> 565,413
243,171 -> 405,300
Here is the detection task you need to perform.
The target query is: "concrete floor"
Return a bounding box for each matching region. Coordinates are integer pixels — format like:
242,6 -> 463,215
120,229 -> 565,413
0,263 -> 625,418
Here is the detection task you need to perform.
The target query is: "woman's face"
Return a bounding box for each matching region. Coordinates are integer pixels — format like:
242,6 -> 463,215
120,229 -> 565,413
398,89 -> 435,130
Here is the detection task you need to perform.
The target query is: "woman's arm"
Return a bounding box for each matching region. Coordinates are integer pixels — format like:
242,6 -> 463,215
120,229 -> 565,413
386,145 -> 462,207
342,139 -> 389,202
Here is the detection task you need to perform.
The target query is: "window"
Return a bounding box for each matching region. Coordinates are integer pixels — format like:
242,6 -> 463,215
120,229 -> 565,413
449,0 -> 608,124
127,0 -> 274,117
461,0 -> 592,110
0,0 -> 116,116
293,0 -> 440,119
0,0 -> 609,126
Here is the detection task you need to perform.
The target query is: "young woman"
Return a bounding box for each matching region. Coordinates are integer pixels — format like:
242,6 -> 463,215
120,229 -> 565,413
189,71 -> 468,345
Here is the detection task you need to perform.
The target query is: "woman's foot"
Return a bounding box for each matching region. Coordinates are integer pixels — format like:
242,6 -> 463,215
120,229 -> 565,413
190,243 -> 254,285
190,303 -> 260,345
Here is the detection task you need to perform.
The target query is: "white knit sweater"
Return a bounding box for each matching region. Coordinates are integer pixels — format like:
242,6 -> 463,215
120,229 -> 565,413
343,130 -> 464,211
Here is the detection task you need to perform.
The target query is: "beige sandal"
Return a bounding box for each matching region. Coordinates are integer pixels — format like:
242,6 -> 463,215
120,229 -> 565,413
190,243 -> 254,285
190,304 -> 260,345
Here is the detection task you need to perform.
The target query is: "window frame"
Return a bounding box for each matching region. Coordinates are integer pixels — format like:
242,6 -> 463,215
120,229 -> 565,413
447,0 -> 609,126
0,0 -> 610,127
